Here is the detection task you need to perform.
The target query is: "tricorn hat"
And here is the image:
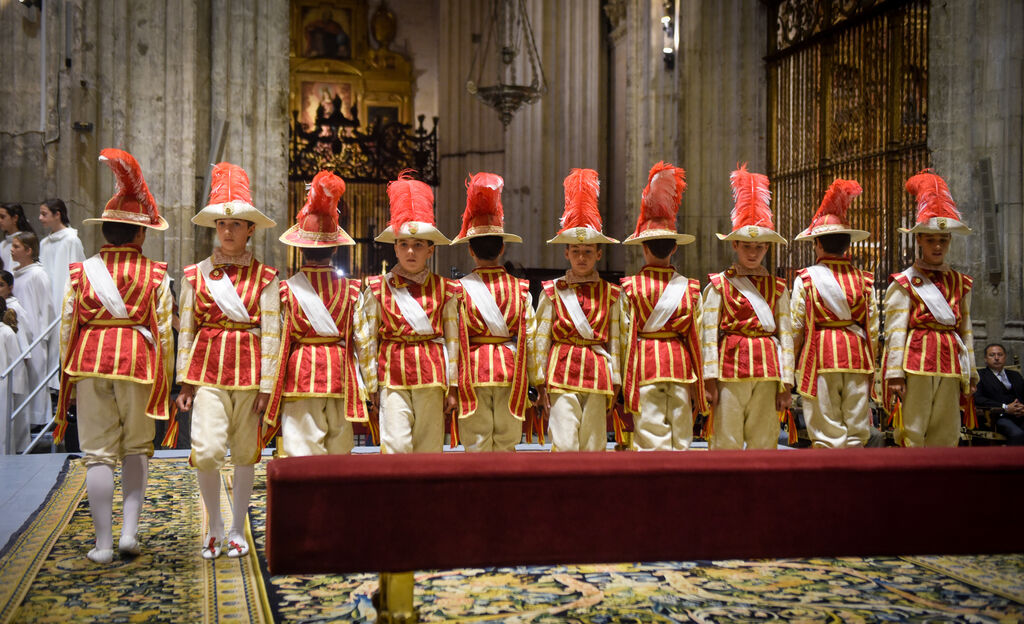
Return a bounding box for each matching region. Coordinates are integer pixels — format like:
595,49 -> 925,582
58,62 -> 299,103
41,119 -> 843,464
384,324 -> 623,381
547,168 -> 619,244
374,170 -> 451,245
451,172 -> 522,244
279,170 -> 355,247
83,148 -> 168,231
716,163 -> 787,245
622,161 -> 694,246
900,169 -> 971,235
192,162 -> 276,230
794,178 -> 870,242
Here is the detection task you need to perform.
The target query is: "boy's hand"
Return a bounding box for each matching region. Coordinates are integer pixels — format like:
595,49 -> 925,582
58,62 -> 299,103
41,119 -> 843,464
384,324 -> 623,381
704,378 -> 719,407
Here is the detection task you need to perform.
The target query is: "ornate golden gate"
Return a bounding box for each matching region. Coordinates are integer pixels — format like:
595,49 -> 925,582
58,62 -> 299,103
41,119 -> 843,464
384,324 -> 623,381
767,0 -> 929,285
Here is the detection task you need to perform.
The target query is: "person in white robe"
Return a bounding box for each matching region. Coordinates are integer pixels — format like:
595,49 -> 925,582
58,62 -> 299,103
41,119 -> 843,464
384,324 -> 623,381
10,232 -> 55,428
0,296 -> 29,451
0,204 -> 38,271
39,199 -> 86,391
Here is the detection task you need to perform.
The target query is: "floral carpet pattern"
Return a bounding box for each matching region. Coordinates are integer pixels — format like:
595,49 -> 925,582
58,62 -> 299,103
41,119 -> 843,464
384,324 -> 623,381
2,458 -> 1024,623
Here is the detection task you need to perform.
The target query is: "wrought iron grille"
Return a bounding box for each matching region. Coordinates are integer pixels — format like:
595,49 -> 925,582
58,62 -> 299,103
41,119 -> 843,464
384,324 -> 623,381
768,0 -> 929,287
287,114 -> 438,278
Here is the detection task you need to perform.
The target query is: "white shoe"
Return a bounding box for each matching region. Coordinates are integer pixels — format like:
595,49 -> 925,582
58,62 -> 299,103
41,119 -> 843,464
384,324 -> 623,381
201,536 -> 222,560
118,535 -> 141,556
87,548 -> 114,564
225,536 -> 249,558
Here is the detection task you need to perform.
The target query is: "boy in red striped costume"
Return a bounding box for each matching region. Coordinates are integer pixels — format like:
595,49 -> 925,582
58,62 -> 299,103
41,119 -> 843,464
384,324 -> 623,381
535,168 -> 626,452
355,171 -> 471,453
620,162 -> 704,450
791,179 -> 879,448
175,162 -> 280,559
57,149 -> 173,563
883,170 -> 978,447
451,172 -> 540,452
265,171 -> 367,456
701,165 -> 794,450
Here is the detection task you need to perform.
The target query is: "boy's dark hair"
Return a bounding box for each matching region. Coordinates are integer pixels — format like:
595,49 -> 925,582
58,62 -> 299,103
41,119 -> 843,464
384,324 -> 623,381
468,236 -> 504,261
42,198 -> 71,226
642,238 -> 677,259
0,270 -> 13,289
817,233 -> 851,255
301,247 -> 336,263
101,222 -> 143,245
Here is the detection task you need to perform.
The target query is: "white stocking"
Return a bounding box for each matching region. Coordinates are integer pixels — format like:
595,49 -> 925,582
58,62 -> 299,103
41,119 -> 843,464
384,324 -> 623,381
197,469 -> 224,541
229,464 -> 255,545
120,454 -> 148,541
86,464 -> 114,560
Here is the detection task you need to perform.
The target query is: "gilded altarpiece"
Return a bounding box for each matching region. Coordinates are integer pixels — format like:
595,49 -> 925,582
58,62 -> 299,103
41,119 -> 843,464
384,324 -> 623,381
767,0 -> 929,287
288,1 -> 436,277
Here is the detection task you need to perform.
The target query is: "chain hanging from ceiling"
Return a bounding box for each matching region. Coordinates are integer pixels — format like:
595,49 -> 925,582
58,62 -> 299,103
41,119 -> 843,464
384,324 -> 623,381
466,0 -> 548,128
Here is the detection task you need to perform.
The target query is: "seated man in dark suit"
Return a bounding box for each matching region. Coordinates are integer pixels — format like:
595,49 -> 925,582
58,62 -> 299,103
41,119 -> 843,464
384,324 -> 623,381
974,343 -> 1024,445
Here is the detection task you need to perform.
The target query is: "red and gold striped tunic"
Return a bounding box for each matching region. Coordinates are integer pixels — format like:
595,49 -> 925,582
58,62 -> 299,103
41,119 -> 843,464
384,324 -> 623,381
792,258 -> 877,396
892,268 -> 972,377
179,259 -> 278,389
538,278 -> 621,395
57,245 -> 174,440
620,266 -> 704,414
461,267 -> 533,418
278,267 -> 362,397
365,272 -> 462,390
708,270 -> 787,380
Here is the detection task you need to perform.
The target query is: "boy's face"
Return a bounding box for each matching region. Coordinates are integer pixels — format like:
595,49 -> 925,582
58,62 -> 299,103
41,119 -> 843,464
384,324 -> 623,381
916,233 -> 951,265
215,219 -> 255,256
39,204 -> 60,232
732,240 -> 769,270
564,244 -> 601,276
394,238 -> 434,274
0,278 -> 10,299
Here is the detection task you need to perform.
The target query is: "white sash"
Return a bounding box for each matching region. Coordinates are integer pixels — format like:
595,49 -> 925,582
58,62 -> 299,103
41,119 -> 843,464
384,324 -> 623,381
385,273 -> 435,335
903,266 -> 971,379
904,267 -> 957,326
385,273 -> 450,381
83,256 -> 128,319
459,272 -> 510,338
806,264 -> 866,339
724,274 -> 776,333
642,275 -> 688,333
199,258 -> 251,323
82,256 -> 154,344
288,272 -> 340,338
555,283 -> 611,361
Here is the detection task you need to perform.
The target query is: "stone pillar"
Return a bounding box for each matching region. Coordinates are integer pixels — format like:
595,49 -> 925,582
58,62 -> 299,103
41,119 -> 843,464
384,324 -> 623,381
675,0 -> 768,281
209,0 -> 290,274
930,0 -> 1024,350
435,0 -> 506,277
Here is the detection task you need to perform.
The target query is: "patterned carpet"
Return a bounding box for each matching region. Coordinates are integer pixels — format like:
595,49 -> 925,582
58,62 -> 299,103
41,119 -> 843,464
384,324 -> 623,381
2,457 -> 1023,623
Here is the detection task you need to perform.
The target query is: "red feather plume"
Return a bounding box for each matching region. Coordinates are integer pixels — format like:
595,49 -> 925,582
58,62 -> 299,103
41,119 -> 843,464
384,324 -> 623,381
559,168 -> 602,230
458,172 -> 504,238
99,148 -> 159,222
641,161 -> 686,220
387,169 -> 435,228
298,170 -> 345,226
811,178 -> 862,224
729,163 -> 774,229
208,162 -> 252,205
905,169 -> 961,223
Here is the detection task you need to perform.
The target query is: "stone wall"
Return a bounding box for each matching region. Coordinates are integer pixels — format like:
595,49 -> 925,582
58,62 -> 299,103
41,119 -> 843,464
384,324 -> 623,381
0,0 -> 289,284
929,0 -> 1024,360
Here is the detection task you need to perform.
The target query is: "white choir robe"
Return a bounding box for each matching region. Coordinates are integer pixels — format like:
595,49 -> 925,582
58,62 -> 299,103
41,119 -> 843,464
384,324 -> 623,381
40,227 -> 85,313
0,322 -> 29,451
41,228 -> 84,388
0,233 -> 18,273
12,263 -> 55,425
